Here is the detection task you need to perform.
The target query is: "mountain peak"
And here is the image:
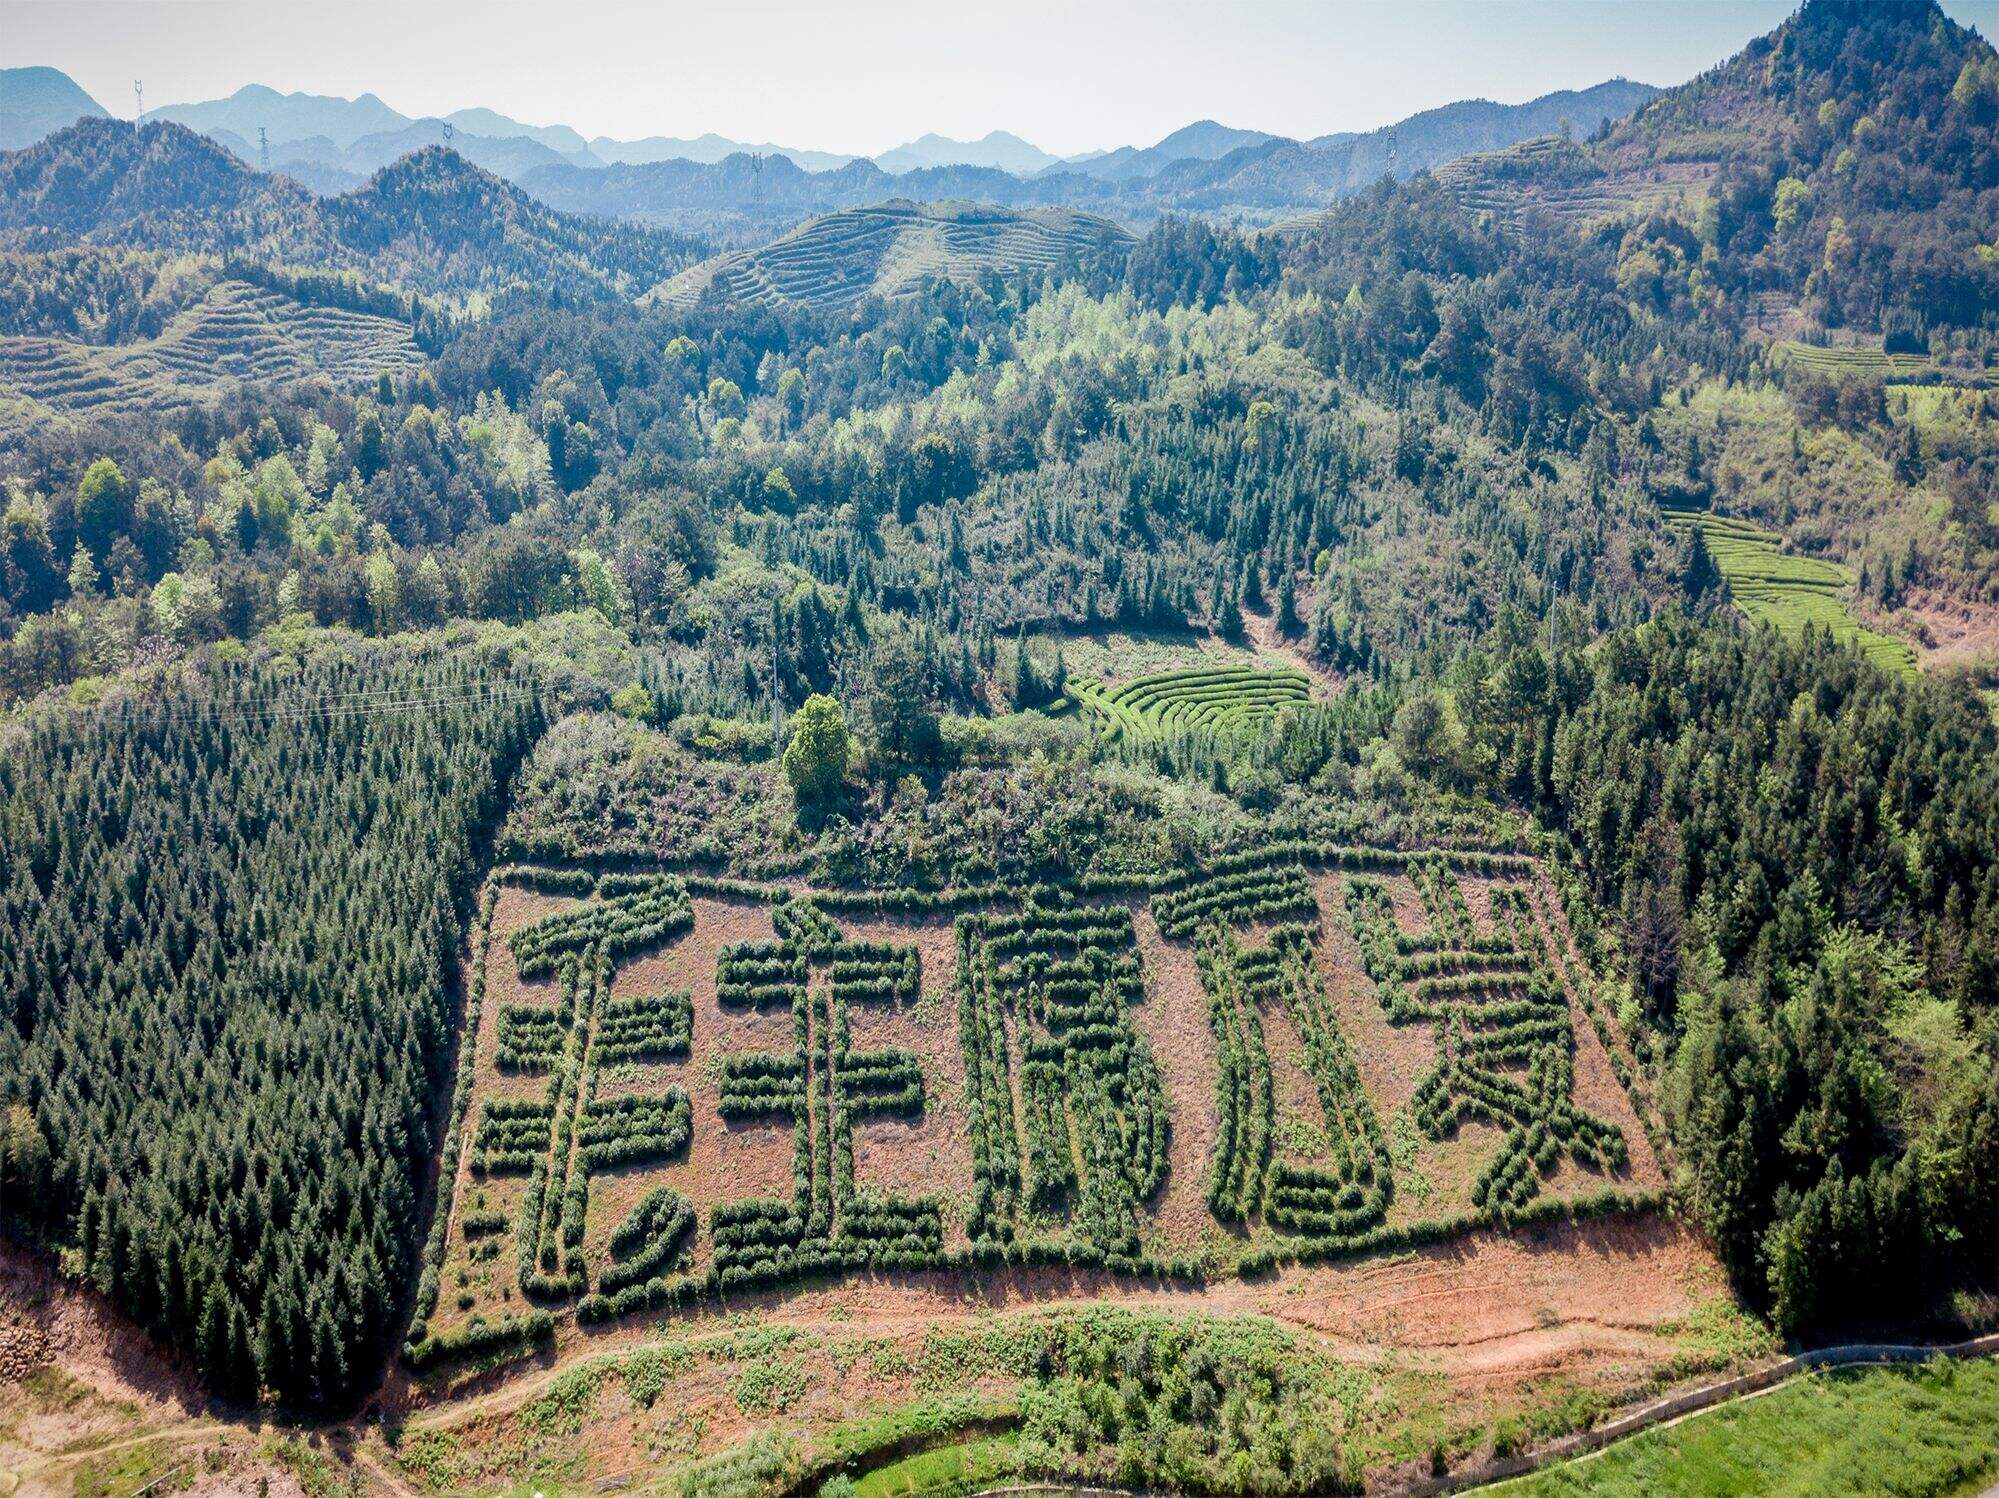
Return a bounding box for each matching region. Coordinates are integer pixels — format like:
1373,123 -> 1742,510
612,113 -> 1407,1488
150,84 -> 409,150
0,64 -> 110,150
873,130 -> 1061,175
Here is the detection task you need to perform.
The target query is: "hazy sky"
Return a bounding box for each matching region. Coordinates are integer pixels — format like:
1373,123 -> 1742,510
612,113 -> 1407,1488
6,0 -> 1998,157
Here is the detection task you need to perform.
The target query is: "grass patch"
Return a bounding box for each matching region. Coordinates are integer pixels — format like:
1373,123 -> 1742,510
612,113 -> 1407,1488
71,1440 -> 184,1498
731,1354 -> 812,1414
805,1394 -> 1019,1479
847,1435 -> 1022,1498
1495,1358 -> 1999,1496
622,1342 -> 697,1409
521,1363 -> 605,1437
1656,1296 -> 1783,1378
393,1428 -> 471,1492
265,1435 -> 356,1498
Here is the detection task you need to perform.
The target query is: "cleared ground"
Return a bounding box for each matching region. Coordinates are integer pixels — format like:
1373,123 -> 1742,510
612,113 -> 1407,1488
0,851 -> 1849,1498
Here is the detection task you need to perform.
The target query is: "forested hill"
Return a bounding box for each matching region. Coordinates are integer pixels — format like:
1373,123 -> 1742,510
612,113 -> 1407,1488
1436,0 -> 1999,337
0,118 -> 706,298
1613,0 -> 1999,333
647,201 -> 1134,310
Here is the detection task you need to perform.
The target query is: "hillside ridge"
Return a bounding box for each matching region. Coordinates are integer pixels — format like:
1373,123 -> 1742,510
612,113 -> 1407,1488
646,198 -> 1134,309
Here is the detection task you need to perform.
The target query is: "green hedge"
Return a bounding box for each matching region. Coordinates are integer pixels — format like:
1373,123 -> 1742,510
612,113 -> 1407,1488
404,1309 -> 553,1372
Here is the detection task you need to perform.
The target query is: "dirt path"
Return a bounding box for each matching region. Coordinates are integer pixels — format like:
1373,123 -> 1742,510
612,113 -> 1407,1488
1128,906 -> 1222,1254
336,1435 -> 421,1498
1239,605 -> 1341,697
403,1210 -> 1722,1437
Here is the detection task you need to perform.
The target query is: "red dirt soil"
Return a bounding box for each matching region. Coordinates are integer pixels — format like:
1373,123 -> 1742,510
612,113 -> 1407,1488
1129,906 -> 1225,1256
4,863 -> 1720,1497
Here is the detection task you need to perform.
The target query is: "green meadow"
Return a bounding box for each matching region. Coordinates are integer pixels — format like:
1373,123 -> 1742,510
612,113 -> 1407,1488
1495,1357 -> 1999,1497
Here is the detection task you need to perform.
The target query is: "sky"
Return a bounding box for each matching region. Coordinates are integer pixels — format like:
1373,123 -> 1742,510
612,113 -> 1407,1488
5,0 -> 1998,158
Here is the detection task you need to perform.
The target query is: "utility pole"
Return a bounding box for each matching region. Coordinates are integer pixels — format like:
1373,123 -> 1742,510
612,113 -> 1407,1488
770,627 -> 783,757
1545,542 -> 1558,659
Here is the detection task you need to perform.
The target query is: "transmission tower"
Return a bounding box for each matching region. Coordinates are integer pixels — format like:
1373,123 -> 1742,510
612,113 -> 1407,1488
133,80 -> 144,125
770,628 -> 783,756
258,125 -> 269,171
442,120 -> 454,145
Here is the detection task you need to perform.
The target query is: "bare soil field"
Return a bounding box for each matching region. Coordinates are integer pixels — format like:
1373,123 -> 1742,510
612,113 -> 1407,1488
837,911 -> 977,1245
374,1212 -> 1742,1497
1889,587 -> 1999,673
1128,906 -> 1224,1256
4,852 -> 1727,1497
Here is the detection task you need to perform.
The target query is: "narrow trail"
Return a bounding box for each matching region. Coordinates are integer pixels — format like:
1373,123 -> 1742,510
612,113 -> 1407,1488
338,1435 -> 422,1498
1239,606 -> 1341,696
7,1417 -> 229,1485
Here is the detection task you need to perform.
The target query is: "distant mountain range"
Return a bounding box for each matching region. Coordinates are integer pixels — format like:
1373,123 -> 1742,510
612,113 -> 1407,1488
0,73 -> 1078,182
519,79 -> 1660,241
0,68 -> 1660,242
0,116 -> 705,298
589,133 -> 856,173
875,130 -> 1064,175
0,65 -> 108,150
1063,120 -> 1280,184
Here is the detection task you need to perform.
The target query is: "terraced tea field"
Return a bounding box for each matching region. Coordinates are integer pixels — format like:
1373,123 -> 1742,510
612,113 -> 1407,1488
1067,664 -> 1312,742
1774,341 -> 1936,380
407,842 -> 1664,1385
0,276 -> 423,423
1429,137 -> 1716,230
3,845 -> 1712,1498
1661,500 -> 1916,675
646,201 -> 1132,310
